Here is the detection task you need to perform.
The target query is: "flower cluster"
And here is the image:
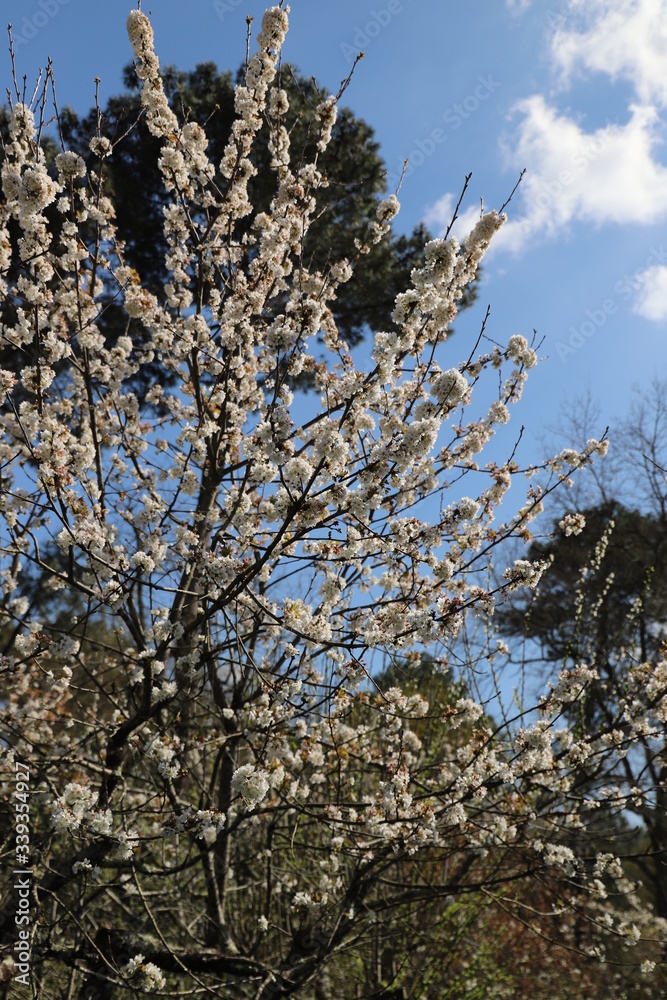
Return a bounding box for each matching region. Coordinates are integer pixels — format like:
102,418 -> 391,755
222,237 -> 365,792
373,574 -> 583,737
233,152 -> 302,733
123,955 -> 166,993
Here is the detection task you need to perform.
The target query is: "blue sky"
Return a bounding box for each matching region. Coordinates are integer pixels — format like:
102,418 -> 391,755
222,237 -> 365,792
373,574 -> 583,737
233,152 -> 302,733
6,0 -> 667,475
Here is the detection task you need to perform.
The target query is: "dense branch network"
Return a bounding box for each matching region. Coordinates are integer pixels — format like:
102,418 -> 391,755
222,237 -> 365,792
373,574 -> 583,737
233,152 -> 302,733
0,6 -> 664,999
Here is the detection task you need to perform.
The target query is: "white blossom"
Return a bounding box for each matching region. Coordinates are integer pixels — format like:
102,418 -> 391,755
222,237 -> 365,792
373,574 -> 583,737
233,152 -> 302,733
123,955 -> 166,993
231,764 -> 271,809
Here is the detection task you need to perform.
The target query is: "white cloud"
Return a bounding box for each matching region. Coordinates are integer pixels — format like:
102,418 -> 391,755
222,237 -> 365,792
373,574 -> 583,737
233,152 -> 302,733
428,1 -> 667,255
552,0 -> 667,107
633,264 -> 667,320
496,97 -> 667,253
423,192 -> 486,243
506,0 -> 532,14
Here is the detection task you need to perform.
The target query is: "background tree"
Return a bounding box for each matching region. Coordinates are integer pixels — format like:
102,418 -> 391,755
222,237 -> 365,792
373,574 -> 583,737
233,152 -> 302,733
498,444 -> 667,921
499,501 -> 667,670
0,8 -> 664,1000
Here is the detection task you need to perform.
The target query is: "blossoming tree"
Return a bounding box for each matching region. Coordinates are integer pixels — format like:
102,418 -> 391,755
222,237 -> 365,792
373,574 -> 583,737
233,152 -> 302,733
0,6 -> 664,998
